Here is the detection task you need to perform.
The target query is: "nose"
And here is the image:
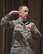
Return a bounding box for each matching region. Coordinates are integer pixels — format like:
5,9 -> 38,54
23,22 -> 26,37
26,12 -> 29,15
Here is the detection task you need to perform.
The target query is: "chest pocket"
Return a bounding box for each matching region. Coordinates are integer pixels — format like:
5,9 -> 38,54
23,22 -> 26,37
14,23 -> 23,32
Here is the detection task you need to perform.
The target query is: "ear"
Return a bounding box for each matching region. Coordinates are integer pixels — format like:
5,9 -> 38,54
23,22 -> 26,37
19,12 -> 22,16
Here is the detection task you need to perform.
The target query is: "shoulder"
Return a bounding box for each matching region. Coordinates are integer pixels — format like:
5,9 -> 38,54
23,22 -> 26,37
12,19 -> 19,25
29,22 -> 37,28
29,22 -> 36,25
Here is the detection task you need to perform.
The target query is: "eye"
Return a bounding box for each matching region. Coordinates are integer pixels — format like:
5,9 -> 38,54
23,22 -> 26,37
24,10 -> 29,13
24,11 -> 27,12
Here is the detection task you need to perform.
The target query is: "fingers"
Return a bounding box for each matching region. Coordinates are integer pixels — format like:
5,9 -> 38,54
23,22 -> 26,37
9,10 -> 20,15
11,10 -> 21,14
25,23 -> 33,30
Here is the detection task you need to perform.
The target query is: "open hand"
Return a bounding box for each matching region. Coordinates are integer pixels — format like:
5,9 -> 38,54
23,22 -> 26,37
25,22 -> 34,31
9,10 -> 20,15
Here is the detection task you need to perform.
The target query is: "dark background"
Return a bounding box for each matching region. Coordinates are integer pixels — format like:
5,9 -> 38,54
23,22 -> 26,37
0,0 -> 43,54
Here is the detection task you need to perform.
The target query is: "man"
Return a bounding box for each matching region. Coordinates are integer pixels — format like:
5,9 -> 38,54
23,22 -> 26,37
1,6 -> 41,54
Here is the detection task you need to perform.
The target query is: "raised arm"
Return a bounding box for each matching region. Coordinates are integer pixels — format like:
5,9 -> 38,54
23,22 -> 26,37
0,10 -> 19,29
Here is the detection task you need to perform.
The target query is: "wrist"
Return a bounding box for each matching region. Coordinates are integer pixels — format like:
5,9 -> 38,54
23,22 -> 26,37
9,11 -> 12,16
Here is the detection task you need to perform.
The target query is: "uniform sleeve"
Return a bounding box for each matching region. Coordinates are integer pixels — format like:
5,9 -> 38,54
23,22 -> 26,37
0,13 -> 13,30
31,22 -> 42,39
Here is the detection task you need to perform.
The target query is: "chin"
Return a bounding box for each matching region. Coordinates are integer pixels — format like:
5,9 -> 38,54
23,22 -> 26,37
24,19 -> 27,21
24,17 -> 27,19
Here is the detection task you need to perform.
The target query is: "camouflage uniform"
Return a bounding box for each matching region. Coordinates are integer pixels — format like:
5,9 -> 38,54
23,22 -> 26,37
1,14 -> 41,54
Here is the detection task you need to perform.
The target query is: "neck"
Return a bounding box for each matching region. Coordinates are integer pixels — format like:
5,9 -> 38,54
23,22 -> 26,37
19,17 -> 27,22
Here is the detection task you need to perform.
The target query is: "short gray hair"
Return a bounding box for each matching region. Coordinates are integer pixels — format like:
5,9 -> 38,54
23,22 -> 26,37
18,5 -> 28,11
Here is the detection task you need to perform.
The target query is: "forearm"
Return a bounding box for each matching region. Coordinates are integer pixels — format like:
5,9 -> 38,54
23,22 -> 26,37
31,24 -> 42,39
1,10 -> 19,25
1,13 -> 13,29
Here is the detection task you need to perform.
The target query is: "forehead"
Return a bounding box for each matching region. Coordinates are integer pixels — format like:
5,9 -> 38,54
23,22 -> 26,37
19,6 -> 29,11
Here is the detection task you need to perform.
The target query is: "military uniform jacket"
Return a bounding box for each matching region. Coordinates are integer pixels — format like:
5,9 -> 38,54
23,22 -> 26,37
1,14 -> 42,54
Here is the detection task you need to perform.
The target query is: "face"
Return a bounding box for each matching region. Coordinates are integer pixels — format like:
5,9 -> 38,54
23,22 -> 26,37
19,6 -> 29,21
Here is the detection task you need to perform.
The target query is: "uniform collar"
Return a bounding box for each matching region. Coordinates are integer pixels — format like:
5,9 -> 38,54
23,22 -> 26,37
17,17 -> 29,25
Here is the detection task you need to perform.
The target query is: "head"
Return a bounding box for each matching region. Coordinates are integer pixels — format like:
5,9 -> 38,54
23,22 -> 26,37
18,6 -> 29,21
